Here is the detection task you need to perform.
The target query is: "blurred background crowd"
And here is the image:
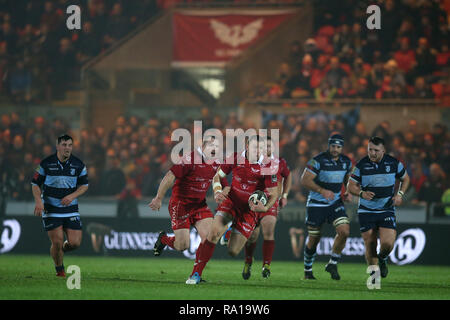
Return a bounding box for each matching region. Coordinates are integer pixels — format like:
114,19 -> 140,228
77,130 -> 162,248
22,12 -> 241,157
250,0 -> 450,102
1,111 -> 448,217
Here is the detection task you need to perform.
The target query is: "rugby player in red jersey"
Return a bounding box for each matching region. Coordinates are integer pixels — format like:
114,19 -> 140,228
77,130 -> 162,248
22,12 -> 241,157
240,135 -> 292,279
185,135 -> 279,284
149,136 -> 229,258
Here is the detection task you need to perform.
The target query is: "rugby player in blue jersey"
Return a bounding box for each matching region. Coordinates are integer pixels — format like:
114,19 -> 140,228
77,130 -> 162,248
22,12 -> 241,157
31,135 -> 89,277
347,136 -> 410,278
300,134 -> 353,280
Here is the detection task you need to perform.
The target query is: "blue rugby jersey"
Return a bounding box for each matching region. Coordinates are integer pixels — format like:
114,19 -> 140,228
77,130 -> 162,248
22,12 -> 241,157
350,154 -> 406,214
305,151 -> 353,207
31,154 -> 88,218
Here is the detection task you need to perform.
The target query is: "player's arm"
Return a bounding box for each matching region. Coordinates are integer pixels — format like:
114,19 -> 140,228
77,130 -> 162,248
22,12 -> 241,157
61,165 -> 89,206
342,173 -> 352,202
61,185 -> 89,206
149,170 -> 176,211
31,164 -> 46,216
280,172 -> 292,208
32,184 -> 44,217
393,167 -> 410,206
347,177 -> 375,200
250,186 -> 278,212
213,168 -> 228,204
300,169 -> 334,201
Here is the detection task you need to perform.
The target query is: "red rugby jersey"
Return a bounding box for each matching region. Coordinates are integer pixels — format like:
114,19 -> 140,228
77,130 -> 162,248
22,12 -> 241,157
220,151 -> 278,206
170,149 -> 226,201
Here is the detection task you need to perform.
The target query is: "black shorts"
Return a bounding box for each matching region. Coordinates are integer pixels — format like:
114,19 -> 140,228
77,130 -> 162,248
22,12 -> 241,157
358,212 -> 396,233
305,201 -> 347,228
42,216 -> 83,232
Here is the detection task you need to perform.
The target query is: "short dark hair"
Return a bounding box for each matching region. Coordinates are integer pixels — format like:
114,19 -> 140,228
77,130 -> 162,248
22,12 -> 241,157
57,134 -> 73,144
369,136 -> 385,146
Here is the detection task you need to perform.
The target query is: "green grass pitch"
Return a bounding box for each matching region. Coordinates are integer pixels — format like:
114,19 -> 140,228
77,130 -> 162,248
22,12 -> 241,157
0,254 -> 449,300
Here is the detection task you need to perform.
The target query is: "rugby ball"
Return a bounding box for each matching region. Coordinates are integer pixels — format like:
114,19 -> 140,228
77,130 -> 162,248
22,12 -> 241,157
248,190 -> 268,206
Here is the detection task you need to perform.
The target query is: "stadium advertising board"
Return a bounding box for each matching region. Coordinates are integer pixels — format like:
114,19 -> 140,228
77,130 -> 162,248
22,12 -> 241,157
1,217 -> 449,266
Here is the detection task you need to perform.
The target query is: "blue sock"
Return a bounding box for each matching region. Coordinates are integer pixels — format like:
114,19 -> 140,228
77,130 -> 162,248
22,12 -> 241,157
304,246 -> 317,271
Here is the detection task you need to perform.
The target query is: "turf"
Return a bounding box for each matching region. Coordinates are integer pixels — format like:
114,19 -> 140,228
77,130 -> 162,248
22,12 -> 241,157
0,254 -> 449,300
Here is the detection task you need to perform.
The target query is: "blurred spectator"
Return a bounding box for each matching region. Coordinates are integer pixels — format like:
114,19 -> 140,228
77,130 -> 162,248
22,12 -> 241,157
414,37 -> 436,77
417,163 -> 447,218
116,178 -> 141,219
411,77 -> 434,99
8,60 -> 32,103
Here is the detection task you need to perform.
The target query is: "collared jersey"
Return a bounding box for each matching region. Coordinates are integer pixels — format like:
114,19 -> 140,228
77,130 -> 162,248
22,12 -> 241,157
31,153 -> 88,218
350,154 -> 406,214
306,151 -> 353,207
170,150 -> 227,201
220,152 -> 278,207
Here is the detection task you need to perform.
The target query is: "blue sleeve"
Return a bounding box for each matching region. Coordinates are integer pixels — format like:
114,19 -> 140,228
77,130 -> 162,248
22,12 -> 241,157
77,165 -> 89,186
350,162 -> 362,183
306,158 -> 320,176
31,163 -> 46,187
396,161 -> 406,179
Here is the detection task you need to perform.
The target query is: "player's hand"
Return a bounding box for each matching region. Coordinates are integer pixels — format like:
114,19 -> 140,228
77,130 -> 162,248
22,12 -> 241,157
214,191 -> 227,204
342,191 -> 352,202
320,189 -> 335,201
280,198 -> 288,208
361,191 -> 375,200
393,194 -> 403,206
249,200 -> 267,213
34,201 -> 44,217
148,197 -> 162,211
60,194 -> 75,206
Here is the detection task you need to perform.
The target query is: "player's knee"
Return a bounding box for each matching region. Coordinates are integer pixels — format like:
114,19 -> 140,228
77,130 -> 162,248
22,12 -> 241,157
69,241 -> 81,249
174,239 -> 190,251
51,240 -> 64,250
337,228 -> 350,239
227,247 -> 239,257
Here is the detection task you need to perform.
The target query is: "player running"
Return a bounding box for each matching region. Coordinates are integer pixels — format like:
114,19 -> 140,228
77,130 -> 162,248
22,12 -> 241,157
347,136 -> 410,278
300,134 -> 353,280
239,136 -> 292,280
185,135 -> 279,284
149,136 -> 229,257
31,134 -> 89,277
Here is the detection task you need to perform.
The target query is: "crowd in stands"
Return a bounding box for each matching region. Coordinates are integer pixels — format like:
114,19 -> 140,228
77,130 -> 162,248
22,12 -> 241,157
251,0 -> 450,102
0,0 -> 160,104
1,111 -> 448,217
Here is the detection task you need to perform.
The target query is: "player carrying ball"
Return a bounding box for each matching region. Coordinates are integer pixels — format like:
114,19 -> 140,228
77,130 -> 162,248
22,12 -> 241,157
239,135 -> 292,279
185,135 -> 279,284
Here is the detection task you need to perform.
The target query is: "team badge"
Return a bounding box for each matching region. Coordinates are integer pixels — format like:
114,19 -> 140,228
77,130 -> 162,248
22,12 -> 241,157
271,174 -> 277,182
343,163 -> 347,170
71,168 -> 75,175
385,165 -> 390,172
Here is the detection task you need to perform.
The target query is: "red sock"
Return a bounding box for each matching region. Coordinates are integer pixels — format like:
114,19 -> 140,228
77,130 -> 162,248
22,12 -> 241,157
161,235 -> 175,249
191,240 -> 216,277
244,241 -> 257,264
262,240 -> 275,266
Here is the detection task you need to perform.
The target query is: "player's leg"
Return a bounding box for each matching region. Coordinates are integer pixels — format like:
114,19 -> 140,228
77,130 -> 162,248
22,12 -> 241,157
242,225 -> 260,280
62,215 -> 83,252
361,228 -> 378,265
155,199 -> 191,256
377,227 -> 396,278
303,206 -> 325,279
47,225 -> 65,276
194,217 -> 213,244
260,215 -> 277,278
187,211 -> 232,284
325,213 -> 350,280
63,229 -> 82,252
304,226 -> 320,279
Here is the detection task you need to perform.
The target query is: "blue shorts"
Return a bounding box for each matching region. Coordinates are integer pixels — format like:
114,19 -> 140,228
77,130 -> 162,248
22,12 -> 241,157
305,201 -> 347,228
358,212 -> 396,233
42,216 -> 83,232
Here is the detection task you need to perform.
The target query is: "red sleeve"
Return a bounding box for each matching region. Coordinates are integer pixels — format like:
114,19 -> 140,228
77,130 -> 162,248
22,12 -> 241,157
280,158 -> 290,178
